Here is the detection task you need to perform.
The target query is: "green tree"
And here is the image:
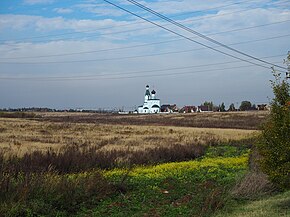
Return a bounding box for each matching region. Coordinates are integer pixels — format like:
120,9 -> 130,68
220,102 -> 226,112
228,103 -> 236,111
203,101 -> 214,111
257,59 -> 290,189
239,101 -> 252,111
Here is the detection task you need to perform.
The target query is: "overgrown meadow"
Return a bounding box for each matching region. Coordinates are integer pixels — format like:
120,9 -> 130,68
0,112 -> 288,216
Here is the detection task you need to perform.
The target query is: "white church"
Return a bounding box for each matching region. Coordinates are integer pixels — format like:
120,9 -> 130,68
137,85 -> 161,114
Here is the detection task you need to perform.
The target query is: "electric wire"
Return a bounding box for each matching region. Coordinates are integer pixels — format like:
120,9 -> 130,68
0,0 -> 257,42
0,61 -> 282,81
122,0 -> 287,70
1,0 -> 287,45
104,0 -> 286,71
16,0 -> 280,72
1,30 -> 289,60
0,54 -> 284,80
1,7 -> 255,44
0,1 -> 286,79
0,35 -> 288,64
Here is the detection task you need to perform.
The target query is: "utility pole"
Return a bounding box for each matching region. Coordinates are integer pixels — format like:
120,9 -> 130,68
286,51 -> 290,80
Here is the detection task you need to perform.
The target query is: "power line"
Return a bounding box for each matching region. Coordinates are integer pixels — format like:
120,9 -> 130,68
2,11 -> 288,57
1,7 -> 253,44
206,19 -> 290,36
0,35 -> 288,64
0,0 -> 256,43
36,0 -> 279,72
0,61 -> 282,82
1,30 -> 289,60
0,55 -> 284,80
103,0 -> 286,72
1,0 -> 286,45
122,0 -> 287,70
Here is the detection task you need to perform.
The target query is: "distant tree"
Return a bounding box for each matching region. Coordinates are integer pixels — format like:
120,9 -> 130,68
220,102 -> 226,112
239,101 -> 252,111
202,101 -> 214,111
228,103 -> 236,111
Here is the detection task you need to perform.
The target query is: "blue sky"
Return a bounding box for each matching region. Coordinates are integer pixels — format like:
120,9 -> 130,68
0,0 -> 289,109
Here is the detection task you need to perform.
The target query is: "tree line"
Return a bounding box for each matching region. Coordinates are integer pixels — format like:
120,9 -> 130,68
201,100 -> 262,112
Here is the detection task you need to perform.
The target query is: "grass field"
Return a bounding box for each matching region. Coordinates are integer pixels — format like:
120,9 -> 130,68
0,111 -> 289,217
39,111 -> 269,130
0,116 -> 256,156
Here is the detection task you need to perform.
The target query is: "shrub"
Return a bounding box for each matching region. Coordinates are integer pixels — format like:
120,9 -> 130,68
1,141 -> 208,174
0,151 -> 115,216
0,171 -> 114,216
256,67 -> 290,189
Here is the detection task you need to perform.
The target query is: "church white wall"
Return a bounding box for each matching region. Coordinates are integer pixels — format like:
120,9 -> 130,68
138,86 -> 161,114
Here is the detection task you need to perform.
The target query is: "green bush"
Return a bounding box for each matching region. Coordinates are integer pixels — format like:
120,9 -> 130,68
257,66 -> 290,189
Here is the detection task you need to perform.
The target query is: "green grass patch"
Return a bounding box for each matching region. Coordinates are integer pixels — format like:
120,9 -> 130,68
204,145 -> 250,158
82,155 -> 248,217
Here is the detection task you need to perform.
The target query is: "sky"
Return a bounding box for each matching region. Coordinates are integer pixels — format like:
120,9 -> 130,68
0,0 -> 289,110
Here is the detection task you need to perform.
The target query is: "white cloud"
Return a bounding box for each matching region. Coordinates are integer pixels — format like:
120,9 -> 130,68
74,3 -> 126,17
0,14 -> 129,32
140,0 -> 225,15
0,14 -> 66,31
190,7 -> 290,35
53,8 -> 73,14
127,0 -> 285,17
0,14 -> 38,30
0,14 -> 162,41
1,0 -> 289,108
23,0 -> 54,5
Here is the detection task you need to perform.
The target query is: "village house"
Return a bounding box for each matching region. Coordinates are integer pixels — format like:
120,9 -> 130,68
161,104 -> 179,113
197,105 -> 211,112
180,106 -> 197,113
257,104 -> 271,111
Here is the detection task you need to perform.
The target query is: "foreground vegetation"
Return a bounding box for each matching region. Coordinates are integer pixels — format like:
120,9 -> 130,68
0,146 -> 249,216
1,144 -> 289,217
257,71 -> 290,189
93,154 -> 248,217
0,109 -> 289,216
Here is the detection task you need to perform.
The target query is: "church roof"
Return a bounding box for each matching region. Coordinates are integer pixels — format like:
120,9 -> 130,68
145,89 -> 151,96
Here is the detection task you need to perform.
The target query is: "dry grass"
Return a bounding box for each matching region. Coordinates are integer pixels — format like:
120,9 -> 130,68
231,172 -> 275,199
0,117 -> 256,156
40,111 -> 268,130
